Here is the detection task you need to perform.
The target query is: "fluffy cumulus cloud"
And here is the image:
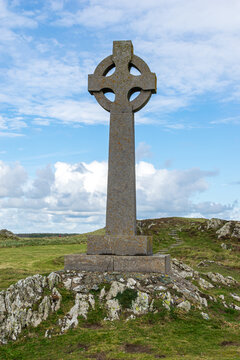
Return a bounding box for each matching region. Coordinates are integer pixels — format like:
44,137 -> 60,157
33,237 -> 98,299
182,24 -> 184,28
0,159 -> 237,233
135,162 -> 230,217
0,161 -> 27,198
0,160 -> 108,232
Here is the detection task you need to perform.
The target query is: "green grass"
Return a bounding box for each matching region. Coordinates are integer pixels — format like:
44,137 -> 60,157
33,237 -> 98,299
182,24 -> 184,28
0,308 -> 239,360
0,217 -> 240,359
0,228 -> 106,289
0,244 -> 86,290
147,218 -> 240,282
0,228 -> 105,248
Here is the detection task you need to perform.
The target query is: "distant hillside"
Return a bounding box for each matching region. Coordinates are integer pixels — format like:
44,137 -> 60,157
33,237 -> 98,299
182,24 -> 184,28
16,233 -> 79,238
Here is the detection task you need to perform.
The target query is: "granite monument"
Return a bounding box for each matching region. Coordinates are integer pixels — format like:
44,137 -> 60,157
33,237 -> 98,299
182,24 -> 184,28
65,41 -> 171,273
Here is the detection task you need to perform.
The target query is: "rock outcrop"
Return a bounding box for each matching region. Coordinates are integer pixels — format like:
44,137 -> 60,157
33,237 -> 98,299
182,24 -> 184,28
0,273 -> 61,344
206,218 -> 226,230
0,262 -> 239,345
216,221 -> 240,240
0,229 -> 19,241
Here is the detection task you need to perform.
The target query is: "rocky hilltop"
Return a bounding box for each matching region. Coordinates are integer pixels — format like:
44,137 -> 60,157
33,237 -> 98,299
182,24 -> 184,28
137,217 -> 240,241
0,260 -> 239,345
0,217 -> 239,348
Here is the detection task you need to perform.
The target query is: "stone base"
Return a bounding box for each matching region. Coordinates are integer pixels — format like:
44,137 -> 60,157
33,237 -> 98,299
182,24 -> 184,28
87,235 -> 152,256
64,254 -> 171,274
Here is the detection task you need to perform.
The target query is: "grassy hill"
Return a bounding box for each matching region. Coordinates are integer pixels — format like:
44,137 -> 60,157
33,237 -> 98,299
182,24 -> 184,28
0,217 -> 239,360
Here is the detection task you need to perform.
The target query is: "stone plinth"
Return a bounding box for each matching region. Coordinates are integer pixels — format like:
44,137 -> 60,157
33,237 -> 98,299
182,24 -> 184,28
64,254 -> 171,274
87,235 -> 152,256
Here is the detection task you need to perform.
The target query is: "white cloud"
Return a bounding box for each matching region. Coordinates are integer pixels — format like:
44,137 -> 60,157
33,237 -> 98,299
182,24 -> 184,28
20,99 -> 108,125
51,0 -> 240,115
0,52 -> 107,128
7,58 -> 86,98
210,116 -> 240,125
0,161 -> 27,197
78,0 -> 240,35
0,0 -> 37,29
28,164 -> 55,199
1,0 -> 240,130
54,6 -> 123,27
0,115 -> 26,134
0,115 -> 7,130
49,161 -> 107,212
0,132 -> 24,137
228,204 -> 240,220
49,0 -> 66,11
136,161 -> 220,215
0,159 -> 237,232
32,118 -> 51,126
136,142 -> 152,161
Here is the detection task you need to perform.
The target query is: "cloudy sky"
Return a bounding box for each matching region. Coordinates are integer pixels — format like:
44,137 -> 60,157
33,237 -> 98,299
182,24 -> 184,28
0,0 -> 240,233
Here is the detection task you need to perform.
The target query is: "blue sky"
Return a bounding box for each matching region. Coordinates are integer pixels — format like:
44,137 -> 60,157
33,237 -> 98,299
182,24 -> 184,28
0,0 -> 239,233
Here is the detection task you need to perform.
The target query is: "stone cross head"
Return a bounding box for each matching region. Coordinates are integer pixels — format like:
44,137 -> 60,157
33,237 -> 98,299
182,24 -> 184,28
88,41 -> 157,114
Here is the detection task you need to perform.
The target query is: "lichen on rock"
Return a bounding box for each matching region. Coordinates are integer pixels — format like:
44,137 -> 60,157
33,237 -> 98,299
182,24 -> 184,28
106,299 -> 121,320
0,273 -> 62,344
0,259 -> 239,345
132,291 -> 149,315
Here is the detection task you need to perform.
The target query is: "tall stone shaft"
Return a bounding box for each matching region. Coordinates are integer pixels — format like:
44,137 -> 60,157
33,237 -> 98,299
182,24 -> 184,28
106,111 -> 136,235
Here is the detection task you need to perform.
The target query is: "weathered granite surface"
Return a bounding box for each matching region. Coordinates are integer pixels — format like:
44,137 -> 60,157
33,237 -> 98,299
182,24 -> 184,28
114,255 -> 171,273
64,254 -> 114,272
106,111 -> 136,235
87,235 -> 152,255
64,254 -> 170,274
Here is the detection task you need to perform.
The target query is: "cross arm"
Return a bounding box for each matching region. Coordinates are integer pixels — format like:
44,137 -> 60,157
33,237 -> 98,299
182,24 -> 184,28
88,74 -> 114,94
131,73 -> 157,94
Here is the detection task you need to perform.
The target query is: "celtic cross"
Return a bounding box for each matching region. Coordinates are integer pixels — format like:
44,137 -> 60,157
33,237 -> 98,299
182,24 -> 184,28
88,41 -> 157,236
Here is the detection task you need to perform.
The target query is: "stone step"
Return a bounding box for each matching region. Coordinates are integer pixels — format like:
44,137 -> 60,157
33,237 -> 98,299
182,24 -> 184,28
170,243 -> 181,248
87,234 -> 152,256
64,254 -> 171,274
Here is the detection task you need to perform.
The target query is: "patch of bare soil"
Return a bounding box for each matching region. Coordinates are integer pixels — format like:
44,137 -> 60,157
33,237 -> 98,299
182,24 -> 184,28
125,343 -> 153,353
220,341 -> 240,347
64,343 -> 89,354
124,343 -> 166,358
87,352 -> 106,360
232,244 -> 240,252
82,322 -> 103,329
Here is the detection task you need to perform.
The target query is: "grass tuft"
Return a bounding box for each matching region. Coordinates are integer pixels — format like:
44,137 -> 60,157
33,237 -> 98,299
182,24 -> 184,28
116,288 -> 138,309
